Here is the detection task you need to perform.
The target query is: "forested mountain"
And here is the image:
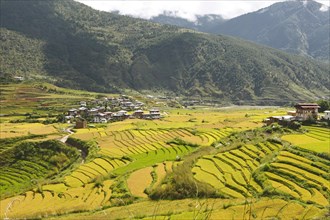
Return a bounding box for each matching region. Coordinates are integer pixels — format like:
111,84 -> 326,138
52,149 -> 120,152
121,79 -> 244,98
215,0 -> 330,61
148,1 -> 330,61
1,0 -> 329,104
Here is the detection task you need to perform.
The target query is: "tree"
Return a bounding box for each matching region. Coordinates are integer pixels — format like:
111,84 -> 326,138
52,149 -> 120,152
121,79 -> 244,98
56,113 -> 66,123
317,100 -> 330,113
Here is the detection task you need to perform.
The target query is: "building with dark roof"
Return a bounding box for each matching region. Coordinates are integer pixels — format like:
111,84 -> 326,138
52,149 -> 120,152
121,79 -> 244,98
294,103 -> 320,120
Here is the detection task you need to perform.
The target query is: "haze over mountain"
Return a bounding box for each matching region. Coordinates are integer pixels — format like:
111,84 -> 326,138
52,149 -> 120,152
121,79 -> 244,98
149,0 -> 330,61
1,0 -> 329,104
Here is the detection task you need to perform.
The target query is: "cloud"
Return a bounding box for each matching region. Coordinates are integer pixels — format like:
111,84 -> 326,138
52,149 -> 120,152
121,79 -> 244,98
76,0 -> 330,21
320,4 -> 329,11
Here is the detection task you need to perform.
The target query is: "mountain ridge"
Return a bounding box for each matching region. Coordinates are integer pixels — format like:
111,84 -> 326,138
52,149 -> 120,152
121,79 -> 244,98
150,13 -> 226,34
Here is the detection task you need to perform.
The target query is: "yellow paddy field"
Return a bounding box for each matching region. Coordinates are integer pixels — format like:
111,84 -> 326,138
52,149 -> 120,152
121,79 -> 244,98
1,88 -> 329,220
282,126 -> 330,153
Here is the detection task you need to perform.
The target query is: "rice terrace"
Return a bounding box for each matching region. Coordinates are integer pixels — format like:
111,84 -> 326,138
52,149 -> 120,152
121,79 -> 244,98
0,82 -> 329,220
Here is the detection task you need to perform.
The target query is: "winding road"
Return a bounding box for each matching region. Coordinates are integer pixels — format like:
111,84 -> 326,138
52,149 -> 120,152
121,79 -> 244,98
59,127 -> 74,143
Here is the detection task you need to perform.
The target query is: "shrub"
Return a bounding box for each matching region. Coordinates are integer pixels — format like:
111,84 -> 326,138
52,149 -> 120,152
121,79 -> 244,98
302,116 -> 317,125
66,137 -> 99,160
166,137 -> 199,148
288,121 -> 301,130
267,137 -> 282,144
93,175 -> 104,188
149,147 -> 221,200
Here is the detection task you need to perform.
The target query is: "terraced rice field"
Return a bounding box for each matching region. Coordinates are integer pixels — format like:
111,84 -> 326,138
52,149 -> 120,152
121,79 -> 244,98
153,163 -> 167,187
193,139 -> 329,206
51,198 -> 325,220
64,157 -> 129,187
0,181 -> 113,219
266,148 -> 329,206
127,167 -> 153,198
0,123 -> 58,138
113,144 -> 195,175
193,141 -> 281,198
1,124 -> 231,219
282,126 -> 330,153
0,121 -> 231,218
0,159 -> 53,195
197,129 -> 231,146
74,127 -> 231,157
1,93 -> 328,220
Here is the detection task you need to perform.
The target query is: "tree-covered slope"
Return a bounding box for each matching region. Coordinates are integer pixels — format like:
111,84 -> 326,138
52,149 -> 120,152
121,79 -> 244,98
0,139 -> 79,198
147,1 -> 329,61
1,0 -> 329,103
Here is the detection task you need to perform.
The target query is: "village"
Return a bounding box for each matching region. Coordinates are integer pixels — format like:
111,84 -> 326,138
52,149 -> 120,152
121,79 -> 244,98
65,95 -> 162,128
65,96 -> 330,129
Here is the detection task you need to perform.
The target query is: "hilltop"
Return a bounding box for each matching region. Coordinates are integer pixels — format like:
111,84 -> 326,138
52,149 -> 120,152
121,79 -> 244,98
1,0 -> 329,104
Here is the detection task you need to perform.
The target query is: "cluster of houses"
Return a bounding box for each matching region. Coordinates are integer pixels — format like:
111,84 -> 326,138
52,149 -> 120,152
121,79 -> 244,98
264,103 -> 330,125
65,96 -> 162,128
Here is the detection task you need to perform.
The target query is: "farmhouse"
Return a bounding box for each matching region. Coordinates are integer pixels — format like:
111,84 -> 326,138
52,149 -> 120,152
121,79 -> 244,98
93,113 -> 107,123
78,107 -> 88,114
88,108 -> 99,116
150,109 -> 161,119
133,110 -> 144,119
103,112 -> 113,120
142,109 -> 161,120
294,103 -> 320,120
112,110 -> 129,121
264,103 -> 322,125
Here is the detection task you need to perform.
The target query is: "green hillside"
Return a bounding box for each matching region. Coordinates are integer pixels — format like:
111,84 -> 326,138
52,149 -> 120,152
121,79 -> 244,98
1,0 -> 329,103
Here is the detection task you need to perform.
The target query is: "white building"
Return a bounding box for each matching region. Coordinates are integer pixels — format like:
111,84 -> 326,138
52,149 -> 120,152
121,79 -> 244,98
150,109 -> 161,119
323,110 -> 330,120
93,113 -> 107,123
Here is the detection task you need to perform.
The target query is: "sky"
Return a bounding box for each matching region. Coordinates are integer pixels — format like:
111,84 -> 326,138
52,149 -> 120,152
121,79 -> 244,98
75,0 -> 330,21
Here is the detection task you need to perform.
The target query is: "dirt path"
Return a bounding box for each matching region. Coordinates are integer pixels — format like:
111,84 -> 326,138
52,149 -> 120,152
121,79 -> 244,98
59,127 -> 74,143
